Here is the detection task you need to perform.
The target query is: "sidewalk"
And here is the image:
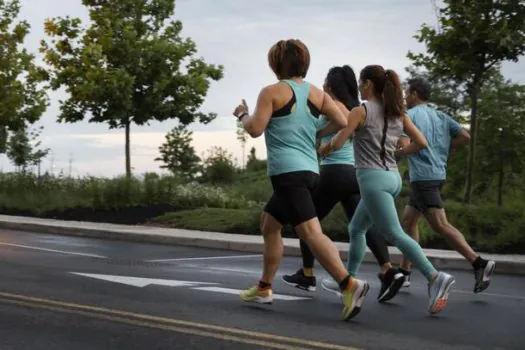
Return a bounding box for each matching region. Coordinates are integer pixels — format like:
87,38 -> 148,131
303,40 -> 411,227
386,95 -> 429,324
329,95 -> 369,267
0,214 -> 524,275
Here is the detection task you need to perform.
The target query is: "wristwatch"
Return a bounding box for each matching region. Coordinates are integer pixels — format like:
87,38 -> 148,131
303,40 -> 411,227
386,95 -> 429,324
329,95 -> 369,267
236,112 -> 248,120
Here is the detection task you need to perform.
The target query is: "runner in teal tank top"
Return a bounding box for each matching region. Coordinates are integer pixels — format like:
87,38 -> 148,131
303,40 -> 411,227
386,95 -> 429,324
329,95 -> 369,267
319,65 -> 456,315
232,39 -> 369,321
318,114 -> 355,166
264,79 -> 319,176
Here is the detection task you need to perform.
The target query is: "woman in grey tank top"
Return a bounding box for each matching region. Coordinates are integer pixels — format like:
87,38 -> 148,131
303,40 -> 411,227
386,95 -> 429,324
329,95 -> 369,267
318,65 -> 456,316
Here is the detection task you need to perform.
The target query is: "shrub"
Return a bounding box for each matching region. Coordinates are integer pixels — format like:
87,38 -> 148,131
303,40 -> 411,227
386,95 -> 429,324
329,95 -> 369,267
0,172 -> 245,214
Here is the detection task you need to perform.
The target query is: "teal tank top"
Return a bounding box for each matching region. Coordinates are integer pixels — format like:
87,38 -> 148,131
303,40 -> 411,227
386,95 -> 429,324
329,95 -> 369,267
264,80 -> 319,176
318,114 -> 355,166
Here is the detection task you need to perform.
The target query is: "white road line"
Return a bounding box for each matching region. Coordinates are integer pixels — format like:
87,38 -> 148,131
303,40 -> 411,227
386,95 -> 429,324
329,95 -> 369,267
0,242 -> 107,259
146,254 -> 262,263
452,289 -> 525,300
200,267 -> 261,275
191,286 -> 310,301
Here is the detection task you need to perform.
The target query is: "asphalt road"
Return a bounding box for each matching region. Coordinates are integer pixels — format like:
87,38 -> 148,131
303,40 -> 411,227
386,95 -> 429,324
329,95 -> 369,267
0,229 -> 523,350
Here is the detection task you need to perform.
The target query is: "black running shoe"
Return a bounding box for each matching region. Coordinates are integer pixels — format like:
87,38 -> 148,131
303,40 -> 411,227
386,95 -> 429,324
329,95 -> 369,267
399,267 -> 411,288
281,269 -> 316,292
377,268 -> 405,303
474,260 -> 496,293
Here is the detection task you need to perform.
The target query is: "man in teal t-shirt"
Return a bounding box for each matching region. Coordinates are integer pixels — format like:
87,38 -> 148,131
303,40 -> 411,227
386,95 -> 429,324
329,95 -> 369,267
397,77 -> 495,294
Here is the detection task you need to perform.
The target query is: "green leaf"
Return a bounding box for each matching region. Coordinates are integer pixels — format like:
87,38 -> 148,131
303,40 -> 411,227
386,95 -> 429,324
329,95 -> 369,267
0,0 -> 48,134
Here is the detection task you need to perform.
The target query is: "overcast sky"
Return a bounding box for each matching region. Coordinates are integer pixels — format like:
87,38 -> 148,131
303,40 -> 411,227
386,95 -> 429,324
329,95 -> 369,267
2,0 -> 524,177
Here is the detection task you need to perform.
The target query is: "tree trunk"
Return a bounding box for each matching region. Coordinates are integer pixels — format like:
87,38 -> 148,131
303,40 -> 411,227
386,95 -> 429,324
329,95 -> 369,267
242,144 -> 246,170
125,121 -> 131,178
497,129 -> 505,207
497,161 -> 504,207
464,77 -> 481,204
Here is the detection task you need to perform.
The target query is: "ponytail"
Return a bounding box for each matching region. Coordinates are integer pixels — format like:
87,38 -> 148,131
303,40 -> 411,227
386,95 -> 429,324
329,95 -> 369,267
382,69 -> 405,119
326,65 -> 359,111
341,65 -> 359,109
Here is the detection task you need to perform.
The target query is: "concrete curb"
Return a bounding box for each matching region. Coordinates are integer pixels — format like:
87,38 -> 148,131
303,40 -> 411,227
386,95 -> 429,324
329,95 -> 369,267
0,215 -> 524,275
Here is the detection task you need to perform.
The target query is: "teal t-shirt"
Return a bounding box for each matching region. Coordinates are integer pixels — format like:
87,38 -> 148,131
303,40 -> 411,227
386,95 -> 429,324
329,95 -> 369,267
405,104 -> 463,182
264,80 -> 319,176
318,114 -> 355,166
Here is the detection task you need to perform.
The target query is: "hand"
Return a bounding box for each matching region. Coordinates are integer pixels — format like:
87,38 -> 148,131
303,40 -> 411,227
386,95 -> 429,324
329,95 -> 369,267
318,142 -> 333,158
394,148 -> 405,160
233,99 -> 249,118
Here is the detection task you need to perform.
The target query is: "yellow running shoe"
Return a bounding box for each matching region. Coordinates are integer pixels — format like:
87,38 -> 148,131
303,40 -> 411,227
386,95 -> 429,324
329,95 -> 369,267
341,278 -> 369,321
240,285 -> 273,304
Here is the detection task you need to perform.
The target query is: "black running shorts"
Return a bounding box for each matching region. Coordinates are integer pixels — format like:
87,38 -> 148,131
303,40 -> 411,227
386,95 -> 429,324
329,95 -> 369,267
264,171 -> 319,227
408,180 -> 445,212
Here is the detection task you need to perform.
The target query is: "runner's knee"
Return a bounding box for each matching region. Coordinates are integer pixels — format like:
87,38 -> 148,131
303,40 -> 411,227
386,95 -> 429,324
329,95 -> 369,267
348,221 -> 365,240
426,209 -> 449,232
260,212 -> 282,237
295,218 -> 323,242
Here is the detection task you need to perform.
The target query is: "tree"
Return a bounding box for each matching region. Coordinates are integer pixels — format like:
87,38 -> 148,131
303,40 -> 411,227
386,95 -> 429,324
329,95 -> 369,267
7,124 -> 49,172
236,121 -> 248,169
40,0 -> 224,177
201,146 -> 236,184
0,0 -> 48,151
246,146 -> 266,172
6,127 -> 30,171
247,146 -> 257,164
408,0 -> 525,203
476,72 -> 525,206
155,124 -> 201,179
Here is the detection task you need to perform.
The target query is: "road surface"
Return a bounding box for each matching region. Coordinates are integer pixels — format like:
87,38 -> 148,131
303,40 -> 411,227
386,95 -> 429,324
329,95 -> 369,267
0,229 -> 523,350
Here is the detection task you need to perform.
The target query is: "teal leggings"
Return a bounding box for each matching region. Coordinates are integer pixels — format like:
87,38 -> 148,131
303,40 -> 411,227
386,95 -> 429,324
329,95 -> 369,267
347,168 -> 437,279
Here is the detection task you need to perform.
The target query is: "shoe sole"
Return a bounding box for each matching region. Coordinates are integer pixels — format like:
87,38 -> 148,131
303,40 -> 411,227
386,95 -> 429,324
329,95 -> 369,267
342,282 -> 369,321
474,261 -> 495,294
378,273 -> 405,303
321,281 -> 342,297
240,295 -> 273,305
429,278 -> 455,314
281,276 -> 316,292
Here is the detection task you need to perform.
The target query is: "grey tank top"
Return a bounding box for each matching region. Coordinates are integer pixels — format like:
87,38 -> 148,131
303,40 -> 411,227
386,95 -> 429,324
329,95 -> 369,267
353,100 -> 403,171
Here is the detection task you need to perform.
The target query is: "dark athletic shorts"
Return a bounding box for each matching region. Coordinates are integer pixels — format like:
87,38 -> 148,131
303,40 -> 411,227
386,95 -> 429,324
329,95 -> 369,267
408,180 -> 445,212
264,171 -> 319,227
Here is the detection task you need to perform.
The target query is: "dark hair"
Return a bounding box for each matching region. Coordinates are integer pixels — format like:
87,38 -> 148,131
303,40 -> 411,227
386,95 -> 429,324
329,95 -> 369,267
325,65 -> 359,111
268,39 -> 310,80
407,77 -> 431,101
360,65 -> 405,119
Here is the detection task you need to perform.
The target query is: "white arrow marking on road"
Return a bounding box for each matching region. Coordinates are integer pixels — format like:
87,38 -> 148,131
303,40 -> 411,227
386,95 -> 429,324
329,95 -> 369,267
192,287 -> 310,301
70,272 -> 217,288
70,272 -> 311,301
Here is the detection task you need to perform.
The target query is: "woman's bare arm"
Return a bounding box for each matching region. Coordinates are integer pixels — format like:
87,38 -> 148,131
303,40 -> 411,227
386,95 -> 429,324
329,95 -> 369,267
234,87 -> 274,138
395,114 -> 428,158
318,106 -> 365,157
319,92 -> 347,130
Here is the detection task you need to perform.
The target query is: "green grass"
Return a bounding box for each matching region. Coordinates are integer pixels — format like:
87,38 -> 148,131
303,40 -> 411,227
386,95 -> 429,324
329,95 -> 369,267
149,208 -> 261,235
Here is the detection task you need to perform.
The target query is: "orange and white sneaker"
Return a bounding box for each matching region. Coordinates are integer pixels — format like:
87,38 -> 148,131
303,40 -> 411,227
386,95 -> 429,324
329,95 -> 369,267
428,272 -> 455,314
240,285 -> 273,304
